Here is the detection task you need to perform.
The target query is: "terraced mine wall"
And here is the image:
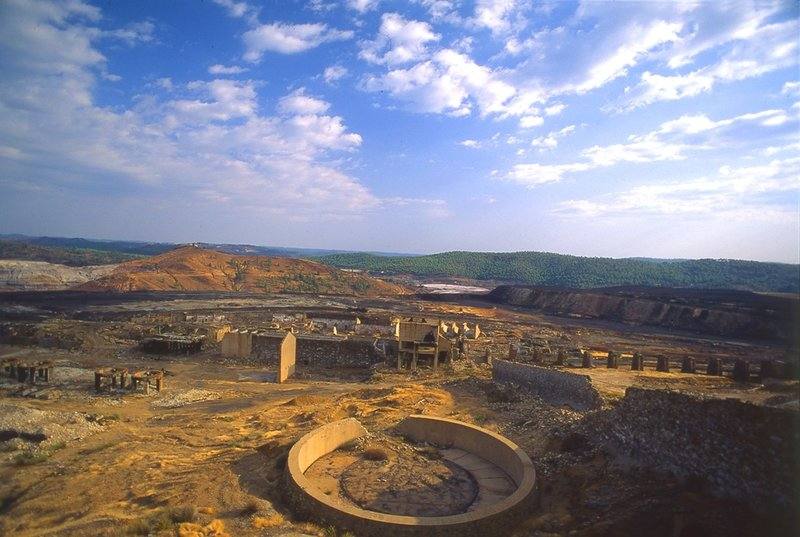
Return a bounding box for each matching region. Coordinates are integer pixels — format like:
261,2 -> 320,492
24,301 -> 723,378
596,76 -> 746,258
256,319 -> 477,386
486,285 -> 799,341
296,335 -> 379,367
492,359 -> 603,411
587,388 -> 800,509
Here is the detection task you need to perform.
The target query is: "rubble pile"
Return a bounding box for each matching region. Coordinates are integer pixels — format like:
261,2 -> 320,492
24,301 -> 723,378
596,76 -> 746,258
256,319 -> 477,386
583,387 -> 800,509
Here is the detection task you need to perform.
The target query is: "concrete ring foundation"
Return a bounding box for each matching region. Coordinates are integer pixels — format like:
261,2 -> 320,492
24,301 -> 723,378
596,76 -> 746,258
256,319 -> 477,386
285,415 -> 536,536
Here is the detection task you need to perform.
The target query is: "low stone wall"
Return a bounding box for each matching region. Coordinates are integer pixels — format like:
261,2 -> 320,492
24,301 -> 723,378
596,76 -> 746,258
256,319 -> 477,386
296,336 -> 379,368
492,359 -> 603,410
587,388 -> 800,509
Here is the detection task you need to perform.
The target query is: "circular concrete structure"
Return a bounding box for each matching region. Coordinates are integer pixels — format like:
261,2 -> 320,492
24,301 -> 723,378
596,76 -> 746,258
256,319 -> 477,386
285,415 -> 536,536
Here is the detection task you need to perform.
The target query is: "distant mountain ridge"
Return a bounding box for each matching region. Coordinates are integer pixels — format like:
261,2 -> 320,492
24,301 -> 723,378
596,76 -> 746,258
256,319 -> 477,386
1,234 -> 797,293
320,251 -> 800,294
0,235 -> 415,260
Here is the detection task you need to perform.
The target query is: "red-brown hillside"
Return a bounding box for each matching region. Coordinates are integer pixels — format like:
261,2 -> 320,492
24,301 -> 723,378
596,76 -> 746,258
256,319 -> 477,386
75,246 -> 407,296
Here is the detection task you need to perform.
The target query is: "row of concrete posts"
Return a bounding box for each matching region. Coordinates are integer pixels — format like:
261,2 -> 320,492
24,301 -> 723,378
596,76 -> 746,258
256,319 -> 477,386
581,350 -> 790,382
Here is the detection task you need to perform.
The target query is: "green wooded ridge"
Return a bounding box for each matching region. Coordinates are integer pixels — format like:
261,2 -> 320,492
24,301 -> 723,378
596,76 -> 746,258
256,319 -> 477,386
320,251 -> 800,293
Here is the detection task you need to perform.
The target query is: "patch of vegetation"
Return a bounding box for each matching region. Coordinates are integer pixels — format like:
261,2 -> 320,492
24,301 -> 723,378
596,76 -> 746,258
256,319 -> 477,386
227,259 -> 249,288
320,251 -> 800,293
13,450 -> 51,466
252,513 -> 284,528
322,526 -> 355,537
169,505 -> 197,523
124,505 -> 197,535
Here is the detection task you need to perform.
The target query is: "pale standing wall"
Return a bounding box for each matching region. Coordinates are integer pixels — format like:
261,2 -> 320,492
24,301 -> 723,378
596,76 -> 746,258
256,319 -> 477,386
279,332 -> 297,383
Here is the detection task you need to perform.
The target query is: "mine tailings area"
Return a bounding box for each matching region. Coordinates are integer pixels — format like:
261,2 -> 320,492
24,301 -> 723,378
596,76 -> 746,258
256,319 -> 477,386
478,285 -> 799,342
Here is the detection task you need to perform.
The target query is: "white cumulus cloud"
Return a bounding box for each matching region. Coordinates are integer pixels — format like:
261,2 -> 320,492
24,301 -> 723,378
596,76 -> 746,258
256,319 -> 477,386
243,22 -> 353,60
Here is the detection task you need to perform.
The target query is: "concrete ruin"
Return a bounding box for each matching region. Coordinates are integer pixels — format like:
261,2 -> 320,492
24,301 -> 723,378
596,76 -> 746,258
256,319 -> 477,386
94,367 -> 163,394
285,416 -> 536,536
221,329 -> 297,382
396,318 -> 453,370
2,358 -> 53,384
252,330 -> 296,383
139,334 -> 203,355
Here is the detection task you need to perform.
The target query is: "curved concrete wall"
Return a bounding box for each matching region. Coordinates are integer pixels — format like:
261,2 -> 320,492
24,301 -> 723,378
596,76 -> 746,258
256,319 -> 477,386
285,416 -> 536,536
395,415 -> 532,489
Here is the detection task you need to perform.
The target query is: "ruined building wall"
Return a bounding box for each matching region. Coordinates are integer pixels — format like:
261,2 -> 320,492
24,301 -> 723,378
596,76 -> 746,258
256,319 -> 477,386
207,324 -> 230,343
586,387 -> 800,509
220,330 -> 253,358
296,336 -> 379,368
222,330 -> 378,368
492,359 -> 603,410
251,333 -> 280,363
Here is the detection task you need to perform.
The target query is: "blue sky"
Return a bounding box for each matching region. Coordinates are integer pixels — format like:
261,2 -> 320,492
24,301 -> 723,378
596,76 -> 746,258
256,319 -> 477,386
0,0 -> 798,262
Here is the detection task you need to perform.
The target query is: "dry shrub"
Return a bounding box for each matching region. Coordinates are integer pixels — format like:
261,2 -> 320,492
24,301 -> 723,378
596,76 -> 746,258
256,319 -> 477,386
177,519 -> 229,537
295,521 -> 324,536
363,445 -> 389,461
252,513 -> 284,528
169,505 -> 197,523
125,518 -> 151,535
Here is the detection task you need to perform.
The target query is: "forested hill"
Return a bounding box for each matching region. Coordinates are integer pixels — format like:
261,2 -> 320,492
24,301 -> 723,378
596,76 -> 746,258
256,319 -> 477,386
0,240 -> 144,266
319,251 -> 800,293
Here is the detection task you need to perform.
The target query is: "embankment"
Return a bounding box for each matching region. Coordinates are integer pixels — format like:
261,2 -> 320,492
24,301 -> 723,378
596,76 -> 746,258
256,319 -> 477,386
486,285 -> 799,341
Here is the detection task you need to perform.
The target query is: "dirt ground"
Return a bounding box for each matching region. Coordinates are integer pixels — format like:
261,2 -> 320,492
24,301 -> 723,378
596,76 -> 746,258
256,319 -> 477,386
0,292 -> 797,536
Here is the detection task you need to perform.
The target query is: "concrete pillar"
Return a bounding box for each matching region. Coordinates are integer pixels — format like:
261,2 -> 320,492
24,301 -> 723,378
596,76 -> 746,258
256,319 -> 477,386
681,356 -> 696,374
732,359 -> 750,383
582,351 -> 594,368
606,351 -> 619,369
706,356 -> 723,376
95,372 -> 102,392
759,360 -> 775,380
656,355 -> 670,372
631,353 -> 644,371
